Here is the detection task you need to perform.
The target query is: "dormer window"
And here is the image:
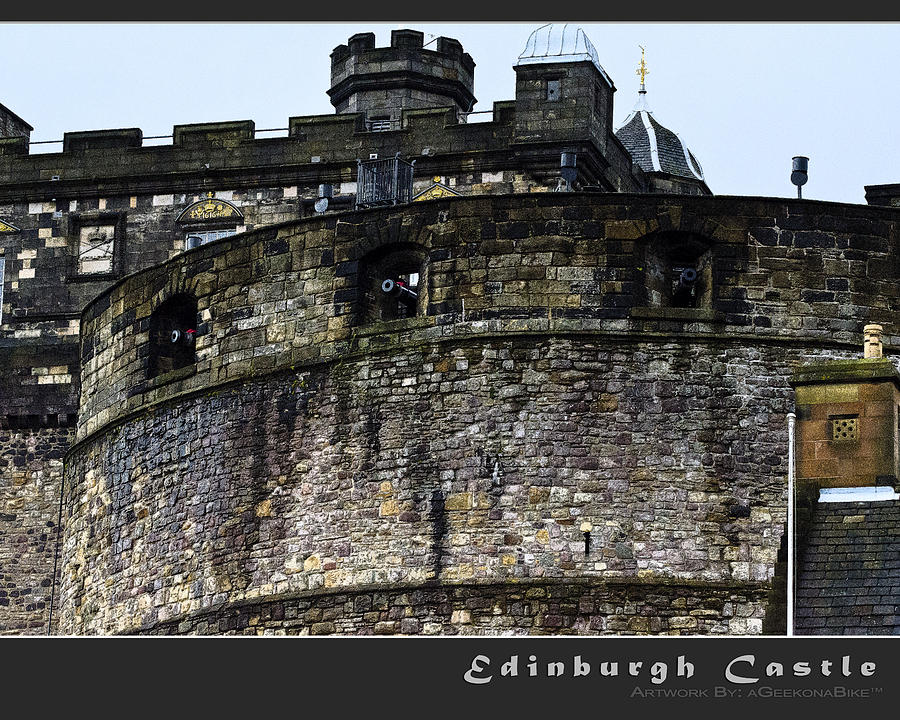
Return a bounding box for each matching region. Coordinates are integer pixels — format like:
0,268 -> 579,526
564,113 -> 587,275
186,228 -> 237,250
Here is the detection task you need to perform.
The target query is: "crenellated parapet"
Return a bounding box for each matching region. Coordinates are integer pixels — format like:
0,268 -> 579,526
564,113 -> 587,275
328,29 -> 476,125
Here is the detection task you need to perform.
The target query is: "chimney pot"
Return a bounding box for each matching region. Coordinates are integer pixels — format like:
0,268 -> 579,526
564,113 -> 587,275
864,323 -> 884,358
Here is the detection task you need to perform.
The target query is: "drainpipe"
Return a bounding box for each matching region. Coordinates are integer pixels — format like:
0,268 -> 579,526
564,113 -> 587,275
786,411 -> 796,637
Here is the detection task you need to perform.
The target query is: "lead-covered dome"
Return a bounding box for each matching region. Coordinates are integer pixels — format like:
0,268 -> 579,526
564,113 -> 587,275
615,89 -> 704,181
517,23 -> 613,86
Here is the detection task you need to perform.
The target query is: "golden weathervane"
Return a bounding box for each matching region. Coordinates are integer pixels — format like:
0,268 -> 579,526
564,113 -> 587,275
636,45 -> 649,89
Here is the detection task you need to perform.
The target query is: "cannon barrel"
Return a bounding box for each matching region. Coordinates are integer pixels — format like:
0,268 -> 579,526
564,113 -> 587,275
677,267 -> 698,290
672,267 -> 699,307
170,328 -> 196,345
381,278 -> 418,305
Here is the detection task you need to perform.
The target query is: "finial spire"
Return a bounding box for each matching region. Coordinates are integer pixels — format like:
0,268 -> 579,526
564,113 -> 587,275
636,45 -> 649,93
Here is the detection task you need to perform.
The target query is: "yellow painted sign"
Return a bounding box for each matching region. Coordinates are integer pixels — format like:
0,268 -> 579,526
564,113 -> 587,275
413,182 -> 461,202
177,193 -> 242,222
0,219 -> 19,233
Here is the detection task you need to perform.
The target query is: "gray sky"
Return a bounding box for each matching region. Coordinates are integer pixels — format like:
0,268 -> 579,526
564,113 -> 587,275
3,23 -> 898,204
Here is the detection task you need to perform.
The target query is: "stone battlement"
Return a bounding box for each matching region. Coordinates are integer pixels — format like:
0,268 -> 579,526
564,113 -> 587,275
0,106 -> 507,184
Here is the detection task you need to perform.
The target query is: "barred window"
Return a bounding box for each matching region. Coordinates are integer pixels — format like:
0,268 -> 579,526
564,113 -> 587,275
186,228 -> 237,250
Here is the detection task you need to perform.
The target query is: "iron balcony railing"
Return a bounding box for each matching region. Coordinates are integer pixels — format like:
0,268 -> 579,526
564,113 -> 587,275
356,153 -> 415,209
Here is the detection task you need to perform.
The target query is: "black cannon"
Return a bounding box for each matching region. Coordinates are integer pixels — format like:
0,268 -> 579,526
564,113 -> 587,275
170,328 -> 196,345
381,278 -> 418,307
672,267 -> 698,307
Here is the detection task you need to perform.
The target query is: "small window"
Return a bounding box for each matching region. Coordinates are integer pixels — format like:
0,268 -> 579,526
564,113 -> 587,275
148,294 -> 198,378
186,228 -> 237,250
593,83 -> 605,115
78,224 -> 116,275
546,79 -> 561,101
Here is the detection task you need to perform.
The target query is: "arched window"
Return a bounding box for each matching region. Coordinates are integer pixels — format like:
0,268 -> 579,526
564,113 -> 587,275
358,244 -> 426,324
639,232 -> 713,309
148,294 -> 198,378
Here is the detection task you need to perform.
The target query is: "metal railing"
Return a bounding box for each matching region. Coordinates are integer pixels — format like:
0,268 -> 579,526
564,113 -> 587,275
356,153 -> 415,209
26,127 -> 291,150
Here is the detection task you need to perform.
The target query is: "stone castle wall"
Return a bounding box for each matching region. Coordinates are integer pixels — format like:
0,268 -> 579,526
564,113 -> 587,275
0,333 -> 77,633
58,193 -> 900,634
0,103 -> 589,635
0,425 -> 71,634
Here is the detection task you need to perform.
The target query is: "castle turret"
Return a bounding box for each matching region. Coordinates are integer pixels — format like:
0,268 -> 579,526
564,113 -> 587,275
509,24 -> 644,192
513,24 -> 616,152
328,29 -> 476,130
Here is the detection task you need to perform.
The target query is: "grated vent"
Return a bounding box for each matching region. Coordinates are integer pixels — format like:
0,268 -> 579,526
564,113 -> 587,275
831,417 -> 859,442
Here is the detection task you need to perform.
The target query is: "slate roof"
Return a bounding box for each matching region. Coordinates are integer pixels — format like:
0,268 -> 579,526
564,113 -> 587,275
0,102 -> 33,132
615,91 -> 704,181
795,500 -> 900,635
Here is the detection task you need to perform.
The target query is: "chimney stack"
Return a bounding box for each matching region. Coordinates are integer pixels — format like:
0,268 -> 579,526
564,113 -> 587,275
864,323 -> 883,358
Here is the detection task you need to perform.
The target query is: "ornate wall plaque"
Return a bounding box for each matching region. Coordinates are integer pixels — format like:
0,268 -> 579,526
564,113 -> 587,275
177,193 -> 242,223
413,178 -> 461,202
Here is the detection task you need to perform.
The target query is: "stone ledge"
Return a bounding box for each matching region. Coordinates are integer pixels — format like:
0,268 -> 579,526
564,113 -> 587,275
631,306 -> 724,323
109,575 -> 772,636
791,357 -> 900,387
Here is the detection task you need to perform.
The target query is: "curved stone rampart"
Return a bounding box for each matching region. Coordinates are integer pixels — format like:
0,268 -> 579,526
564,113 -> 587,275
60,193 -> 900,634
